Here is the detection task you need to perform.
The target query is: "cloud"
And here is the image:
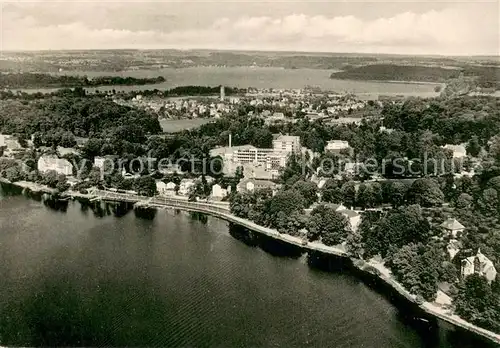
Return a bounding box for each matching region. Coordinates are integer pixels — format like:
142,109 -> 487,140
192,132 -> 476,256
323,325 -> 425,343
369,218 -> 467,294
1,4 -> 498,55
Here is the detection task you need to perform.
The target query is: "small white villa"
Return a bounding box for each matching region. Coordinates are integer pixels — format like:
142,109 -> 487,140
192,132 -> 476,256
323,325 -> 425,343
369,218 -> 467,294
461,249 -> 497,283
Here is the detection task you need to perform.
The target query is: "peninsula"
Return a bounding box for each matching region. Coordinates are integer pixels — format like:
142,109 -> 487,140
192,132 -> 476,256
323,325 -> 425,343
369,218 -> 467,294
0,73 -> 166,89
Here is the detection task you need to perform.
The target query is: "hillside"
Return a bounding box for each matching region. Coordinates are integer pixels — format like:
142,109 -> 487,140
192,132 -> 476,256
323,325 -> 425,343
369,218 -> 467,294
330,64 -> 461,83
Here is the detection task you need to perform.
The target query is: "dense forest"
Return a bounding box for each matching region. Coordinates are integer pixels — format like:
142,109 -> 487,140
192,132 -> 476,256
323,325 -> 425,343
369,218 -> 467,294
0,73 -> 165,89
330,64 -> 500,90
0,92 -> 162,154
331,64 -> 461,82
0,85 -> 243,101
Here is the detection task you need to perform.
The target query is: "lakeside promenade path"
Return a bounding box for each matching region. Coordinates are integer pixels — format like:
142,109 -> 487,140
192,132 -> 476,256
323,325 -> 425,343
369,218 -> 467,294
86,188 -> 347,257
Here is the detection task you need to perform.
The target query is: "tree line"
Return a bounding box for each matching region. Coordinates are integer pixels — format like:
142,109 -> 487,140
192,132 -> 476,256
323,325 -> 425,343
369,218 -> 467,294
0,73 -> 165,89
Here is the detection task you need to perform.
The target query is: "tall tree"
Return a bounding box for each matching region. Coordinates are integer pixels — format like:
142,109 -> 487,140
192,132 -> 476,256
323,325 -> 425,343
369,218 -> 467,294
408,178 -> 444,207
292,180 -> 318,207
341,180 -> 356,208
356,183 -> 376,209
307,204 -> 349,246
466,136 -> 481,157
389,181 -> 409,207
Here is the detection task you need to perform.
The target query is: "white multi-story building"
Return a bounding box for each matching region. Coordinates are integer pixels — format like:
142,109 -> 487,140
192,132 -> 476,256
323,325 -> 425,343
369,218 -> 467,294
37,155 -> 73,176
210,145 -> 288,178
272,135 -> 301,153
210,134 -> 300,178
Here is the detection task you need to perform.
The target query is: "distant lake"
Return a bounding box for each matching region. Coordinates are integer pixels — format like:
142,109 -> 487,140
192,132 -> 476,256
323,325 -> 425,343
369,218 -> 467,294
17,67 -> 440,98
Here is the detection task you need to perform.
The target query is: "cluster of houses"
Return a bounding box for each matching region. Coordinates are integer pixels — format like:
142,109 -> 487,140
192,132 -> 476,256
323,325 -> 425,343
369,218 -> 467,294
154,176 -> 279,201
112,87 -> 370,127
441,218 -> 497,284
114,94 -> 238,120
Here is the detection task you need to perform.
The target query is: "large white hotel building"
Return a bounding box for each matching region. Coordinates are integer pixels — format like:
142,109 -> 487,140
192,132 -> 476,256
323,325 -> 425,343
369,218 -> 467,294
210,135 -> 301,178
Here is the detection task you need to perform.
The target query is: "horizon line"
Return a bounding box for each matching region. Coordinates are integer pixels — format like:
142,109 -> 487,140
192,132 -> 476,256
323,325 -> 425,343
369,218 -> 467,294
1,47 -> 499,59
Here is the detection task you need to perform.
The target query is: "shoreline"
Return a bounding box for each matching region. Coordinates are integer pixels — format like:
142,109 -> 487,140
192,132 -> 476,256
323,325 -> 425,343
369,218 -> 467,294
329,77 -> 445,86
2,180 -> 500,345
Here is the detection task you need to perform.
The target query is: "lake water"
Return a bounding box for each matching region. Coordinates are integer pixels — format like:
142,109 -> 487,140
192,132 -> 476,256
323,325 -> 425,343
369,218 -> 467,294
0,189 -> 493,347
18,67 -> 440,98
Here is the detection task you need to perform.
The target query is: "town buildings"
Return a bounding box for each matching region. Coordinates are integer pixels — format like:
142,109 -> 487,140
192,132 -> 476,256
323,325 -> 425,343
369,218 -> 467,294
236,178 -> 278,194
0,134 -> 21,150
264,112 -> 286,125
0,134 -> 7,148
156,181 -> 176,196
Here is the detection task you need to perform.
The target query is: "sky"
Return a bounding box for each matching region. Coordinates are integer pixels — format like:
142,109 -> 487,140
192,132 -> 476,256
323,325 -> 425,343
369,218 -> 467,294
1,0 -> 499,55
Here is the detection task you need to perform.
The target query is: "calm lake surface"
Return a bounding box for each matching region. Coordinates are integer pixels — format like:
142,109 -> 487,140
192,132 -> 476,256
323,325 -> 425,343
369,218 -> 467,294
19,67 -> 440,98
0,190 -> 493,347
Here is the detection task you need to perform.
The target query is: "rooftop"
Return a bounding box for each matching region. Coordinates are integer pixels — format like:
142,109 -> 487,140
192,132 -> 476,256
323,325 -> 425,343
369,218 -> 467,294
443,144 -> 467,152
340,209 -> 360,218
441,218 -> 465,230
238,178 -> 277,187
273,134 -> 300,142
462,249 -> 496,275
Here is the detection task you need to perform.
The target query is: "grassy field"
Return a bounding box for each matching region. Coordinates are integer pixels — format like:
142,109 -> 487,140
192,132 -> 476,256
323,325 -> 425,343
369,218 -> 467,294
159,118 -> 213,133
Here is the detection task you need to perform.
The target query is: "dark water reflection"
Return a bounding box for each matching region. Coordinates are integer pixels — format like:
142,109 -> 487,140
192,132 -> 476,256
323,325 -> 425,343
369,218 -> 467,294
0,187 -> 496,347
